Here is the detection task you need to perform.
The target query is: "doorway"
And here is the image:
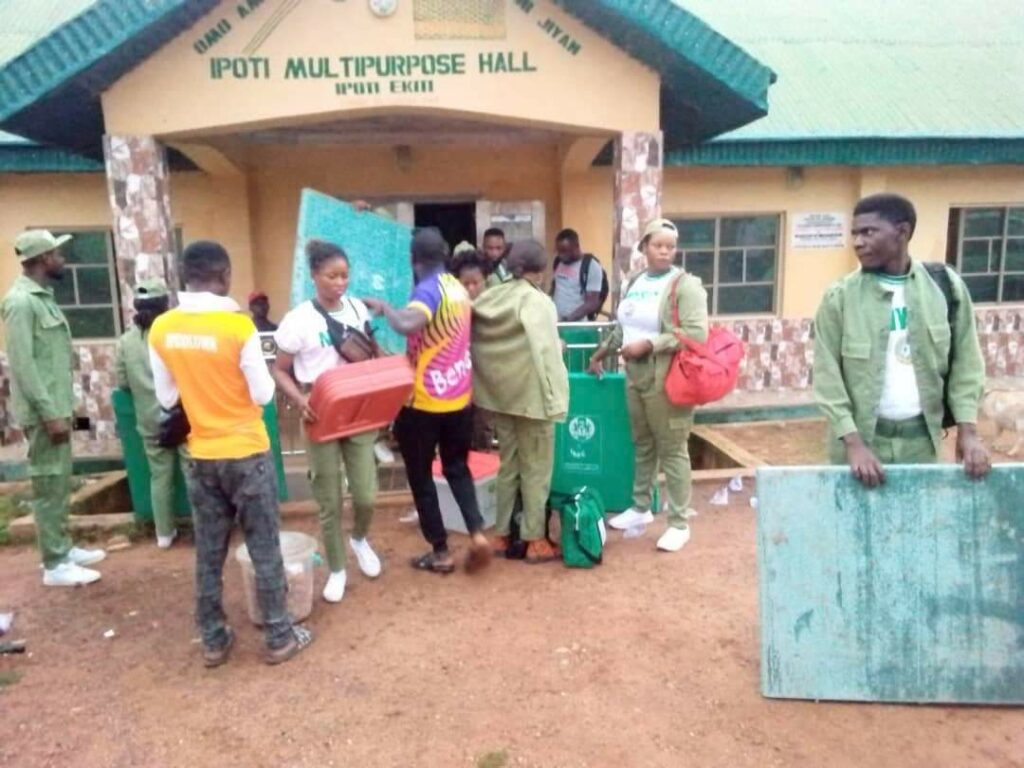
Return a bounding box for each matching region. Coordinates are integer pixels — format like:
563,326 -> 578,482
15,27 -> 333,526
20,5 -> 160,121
414,202 -> 477,251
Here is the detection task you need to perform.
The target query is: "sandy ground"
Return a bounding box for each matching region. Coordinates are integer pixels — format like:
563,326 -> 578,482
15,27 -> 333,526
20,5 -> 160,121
714,414 -> 1021,466
1,480 -> 1021,768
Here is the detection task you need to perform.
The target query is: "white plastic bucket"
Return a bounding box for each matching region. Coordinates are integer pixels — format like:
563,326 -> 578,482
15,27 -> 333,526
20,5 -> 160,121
234,531 -> 316,626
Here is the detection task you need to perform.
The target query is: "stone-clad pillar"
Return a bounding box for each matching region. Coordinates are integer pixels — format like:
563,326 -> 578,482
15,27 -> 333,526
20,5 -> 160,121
613,131 -> 663,301
103,135 -> 179,327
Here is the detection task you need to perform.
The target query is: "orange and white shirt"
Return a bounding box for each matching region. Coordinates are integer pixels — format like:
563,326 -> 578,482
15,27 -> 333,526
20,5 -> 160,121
148,292 -> 274,460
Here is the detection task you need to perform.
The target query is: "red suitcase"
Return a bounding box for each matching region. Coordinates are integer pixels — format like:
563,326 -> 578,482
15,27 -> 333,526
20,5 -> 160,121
306,355 -> 415,443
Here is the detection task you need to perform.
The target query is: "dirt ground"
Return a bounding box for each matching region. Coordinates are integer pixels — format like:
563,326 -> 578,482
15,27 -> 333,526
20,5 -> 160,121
713,414 -> 1021,466
1,482 -> 1021,768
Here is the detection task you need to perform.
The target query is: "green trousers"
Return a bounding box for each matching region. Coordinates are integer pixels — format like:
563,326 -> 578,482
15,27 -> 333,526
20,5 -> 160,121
305,428 -> 378,572
625,360 -> 695,529
830,415 -> 937,465
143,441 -> 187,538
26,423 -> 73,569
493,413 -> 555,541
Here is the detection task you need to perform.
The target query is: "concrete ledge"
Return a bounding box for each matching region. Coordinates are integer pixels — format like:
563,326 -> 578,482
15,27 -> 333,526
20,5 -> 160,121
7,512 -> 136,544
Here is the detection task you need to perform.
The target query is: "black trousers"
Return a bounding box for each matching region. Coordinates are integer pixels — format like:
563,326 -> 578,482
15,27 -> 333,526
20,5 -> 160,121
395,406 -> 483,553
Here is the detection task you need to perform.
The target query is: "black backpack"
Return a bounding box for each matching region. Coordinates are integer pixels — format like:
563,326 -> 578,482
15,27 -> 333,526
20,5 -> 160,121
552,253 -> 609,320
922,262 -> 957,430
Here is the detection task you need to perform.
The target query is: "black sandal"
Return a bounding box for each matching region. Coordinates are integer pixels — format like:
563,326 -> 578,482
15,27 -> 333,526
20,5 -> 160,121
410,551 -> 455,574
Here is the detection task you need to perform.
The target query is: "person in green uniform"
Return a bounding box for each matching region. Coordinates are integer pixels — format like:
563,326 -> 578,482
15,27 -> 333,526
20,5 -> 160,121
587,219 -> 708,553
813,193 -> 990,487
115,277 -> 184,548
1,230 -> 105,586
472,239 -> 569,563
482,228 -> 512,288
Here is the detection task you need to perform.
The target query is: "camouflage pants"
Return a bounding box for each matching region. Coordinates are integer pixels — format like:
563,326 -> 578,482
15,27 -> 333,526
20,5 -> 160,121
184,452 -> 293,651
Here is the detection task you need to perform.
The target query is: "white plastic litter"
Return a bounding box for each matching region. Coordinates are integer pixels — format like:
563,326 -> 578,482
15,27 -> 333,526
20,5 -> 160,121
623,523 -> 646,539
103,629 -> 116,639
0,612 -> 13,635
710,487 -> 730,506
750,496 -> 759,509
728,476 -> 744,492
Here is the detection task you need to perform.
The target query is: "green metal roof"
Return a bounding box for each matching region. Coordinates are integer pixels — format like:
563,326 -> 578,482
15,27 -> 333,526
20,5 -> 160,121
0,0 -> 773,157
667,0 -> 1024,164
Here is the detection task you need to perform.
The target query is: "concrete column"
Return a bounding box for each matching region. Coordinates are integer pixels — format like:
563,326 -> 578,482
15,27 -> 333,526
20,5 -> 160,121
613,131 -> 663,301
103,135 -> 178,328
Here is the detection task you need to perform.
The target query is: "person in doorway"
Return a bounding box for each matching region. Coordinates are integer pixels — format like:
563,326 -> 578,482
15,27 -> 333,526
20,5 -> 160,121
813,193 -> 990,487
481,227 -> 512,288
248,290 -> 278,333
149,241 -> 311,667
1,230 -> 106,586
363,229 -> 492,575
271,239 -> 382,604
472,240 -> 568,563
587,219 -> 708,553
551,228 -> 606,321
452,243 -> 490,301
115,278 -> 184,549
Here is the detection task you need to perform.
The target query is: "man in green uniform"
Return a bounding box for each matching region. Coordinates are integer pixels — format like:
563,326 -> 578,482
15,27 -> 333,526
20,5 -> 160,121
1,230 -> 105,585
115,278 -> 184,548
482,228 -> 512,288
814,193 -> 991,487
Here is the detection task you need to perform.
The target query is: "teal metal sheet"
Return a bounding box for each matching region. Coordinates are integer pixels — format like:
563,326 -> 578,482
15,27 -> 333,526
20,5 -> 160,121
757,464 -> 1024,703
291,189 -> 413,357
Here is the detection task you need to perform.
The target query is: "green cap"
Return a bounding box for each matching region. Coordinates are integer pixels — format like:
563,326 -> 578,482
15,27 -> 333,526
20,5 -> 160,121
135,278 -> 170,299
640,218 -> 679,243
15,229 -> 72,262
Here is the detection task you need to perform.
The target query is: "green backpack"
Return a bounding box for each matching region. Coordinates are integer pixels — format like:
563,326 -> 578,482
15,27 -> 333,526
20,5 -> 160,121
552,488 -> 606,569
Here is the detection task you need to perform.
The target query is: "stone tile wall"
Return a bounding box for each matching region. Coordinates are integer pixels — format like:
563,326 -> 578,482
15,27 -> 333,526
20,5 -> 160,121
0,308 -> 1020,450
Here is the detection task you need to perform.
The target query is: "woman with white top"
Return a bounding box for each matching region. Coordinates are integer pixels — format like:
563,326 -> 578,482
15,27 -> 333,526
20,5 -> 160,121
271,239 -> 381,603
587,219 -> 709,553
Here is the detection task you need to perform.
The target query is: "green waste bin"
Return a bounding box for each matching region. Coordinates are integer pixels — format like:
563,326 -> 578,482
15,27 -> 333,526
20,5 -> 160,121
112,390 -> 288,522
552,372 -> 638,512
558,325 -> 601,373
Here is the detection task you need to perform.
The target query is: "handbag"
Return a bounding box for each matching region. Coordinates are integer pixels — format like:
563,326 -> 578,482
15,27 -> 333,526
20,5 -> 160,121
157,403 -> 190,448
311,299 -> 380,363
663,274 -> 744,406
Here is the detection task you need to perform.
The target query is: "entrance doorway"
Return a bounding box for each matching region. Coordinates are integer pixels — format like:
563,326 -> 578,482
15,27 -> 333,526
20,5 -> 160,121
414,202 -> 477,251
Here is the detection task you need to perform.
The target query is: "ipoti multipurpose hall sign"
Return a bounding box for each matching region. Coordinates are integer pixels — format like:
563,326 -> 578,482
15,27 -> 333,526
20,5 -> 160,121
192,0 -> 584,98
791,212 -> 848,249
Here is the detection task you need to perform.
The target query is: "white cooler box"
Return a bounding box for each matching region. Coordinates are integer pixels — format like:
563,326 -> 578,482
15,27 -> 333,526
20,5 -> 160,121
431,451 -> 499,534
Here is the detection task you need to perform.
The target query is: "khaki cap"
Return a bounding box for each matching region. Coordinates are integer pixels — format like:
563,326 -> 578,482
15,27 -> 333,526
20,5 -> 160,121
14,229 -> 72,261
135,278 -> 170,299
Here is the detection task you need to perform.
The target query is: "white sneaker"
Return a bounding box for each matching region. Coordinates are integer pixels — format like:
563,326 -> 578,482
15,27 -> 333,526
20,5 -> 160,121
323,570 -> 347,603
657,527 -> 691,553
156,530 -> 178,549
350,537 -> 382,579
373,441 -> 395,464
43,561 -> 101,587
608,508 -> 654,531
68,546 -> 106,567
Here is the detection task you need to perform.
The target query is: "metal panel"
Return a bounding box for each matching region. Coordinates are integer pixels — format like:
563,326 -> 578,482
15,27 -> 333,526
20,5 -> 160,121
757,464 -> 1024,703
291,188 -> 413,357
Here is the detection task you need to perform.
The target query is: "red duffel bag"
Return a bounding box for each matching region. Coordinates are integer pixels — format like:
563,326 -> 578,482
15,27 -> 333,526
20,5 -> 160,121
663,274 -> 744,406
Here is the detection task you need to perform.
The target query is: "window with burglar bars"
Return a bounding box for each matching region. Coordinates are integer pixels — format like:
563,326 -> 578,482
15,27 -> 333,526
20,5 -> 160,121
47,229 -> 121,339
671,215 -> 780,315
945,206 -> 1024,304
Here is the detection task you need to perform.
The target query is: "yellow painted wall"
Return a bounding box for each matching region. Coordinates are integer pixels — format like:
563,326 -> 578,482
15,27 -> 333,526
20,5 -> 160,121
564,164 -> 1024,318
0,171 -> 256,345
243,141 -> 563,316
102,0 -> 659,138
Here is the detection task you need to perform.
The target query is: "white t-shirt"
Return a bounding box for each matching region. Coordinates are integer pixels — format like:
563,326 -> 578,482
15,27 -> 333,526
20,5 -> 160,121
274,298 -> 372,384
617,268 -> 679,346
876,275 -> 923,420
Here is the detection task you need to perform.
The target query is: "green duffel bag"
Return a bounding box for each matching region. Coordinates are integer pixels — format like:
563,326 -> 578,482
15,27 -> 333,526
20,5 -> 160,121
552,487 -> 606,569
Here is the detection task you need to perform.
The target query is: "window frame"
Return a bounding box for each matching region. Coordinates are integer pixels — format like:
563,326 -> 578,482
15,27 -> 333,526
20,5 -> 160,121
33,226 -> 122,340
668,212 -> 784,317
948,205 -> 1024,305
